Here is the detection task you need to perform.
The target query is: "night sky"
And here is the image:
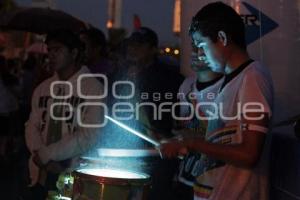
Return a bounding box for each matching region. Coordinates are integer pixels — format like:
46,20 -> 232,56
15,0 -> 179,46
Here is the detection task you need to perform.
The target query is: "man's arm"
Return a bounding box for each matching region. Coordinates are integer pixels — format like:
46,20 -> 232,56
160,65 -> 273,168
160,112 -> 269,168
25,87 -> 43,153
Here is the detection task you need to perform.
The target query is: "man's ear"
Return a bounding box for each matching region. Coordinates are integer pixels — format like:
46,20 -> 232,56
218,31 -> 227,46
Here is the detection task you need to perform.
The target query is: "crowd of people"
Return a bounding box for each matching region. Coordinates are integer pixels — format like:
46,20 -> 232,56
0,2 -> 274,200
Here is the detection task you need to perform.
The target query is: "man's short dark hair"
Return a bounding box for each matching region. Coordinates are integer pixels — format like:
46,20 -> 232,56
189,2 -> 246,49
46,29 -> 84,51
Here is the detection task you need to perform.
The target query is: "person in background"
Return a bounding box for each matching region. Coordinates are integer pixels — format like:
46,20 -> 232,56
0,55 -> 19,159
24,30 -> 105,199
105,27 -> 184,146
21,49 -> 52,137
125,27 -> 184,200
159,2 -> 274,200
21,54 -> 42,121
125,27 -> 183,137
172,45 -> 223,200
103,27 -> 183,200
5,58 -> 23,99
80,27 -> 113,76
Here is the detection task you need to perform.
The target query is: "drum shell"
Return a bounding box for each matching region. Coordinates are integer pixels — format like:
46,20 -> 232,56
72,169 -> 151,200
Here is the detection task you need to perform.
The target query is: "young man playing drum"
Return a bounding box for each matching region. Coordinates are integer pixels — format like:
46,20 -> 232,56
159,2 -> 274,200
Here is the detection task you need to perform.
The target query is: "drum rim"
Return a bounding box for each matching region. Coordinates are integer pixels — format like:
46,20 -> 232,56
73,168 -> 151,186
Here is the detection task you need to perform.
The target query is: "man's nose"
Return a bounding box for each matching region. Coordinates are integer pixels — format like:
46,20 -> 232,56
197,47 -> 205,57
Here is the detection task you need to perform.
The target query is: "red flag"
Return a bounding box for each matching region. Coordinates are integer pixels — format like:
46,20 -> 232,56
133,14 -> 142,30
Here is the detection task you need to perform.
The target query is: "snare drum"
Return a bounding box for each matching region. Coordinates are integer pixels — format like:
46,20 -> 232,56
81,148 -> 161,174
73,168 -> 150,200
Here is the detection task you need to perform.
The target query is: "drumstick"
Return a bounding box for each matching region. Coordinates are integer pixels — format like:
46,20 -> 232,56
104,115 -> 160,146
104,115 -> 185,159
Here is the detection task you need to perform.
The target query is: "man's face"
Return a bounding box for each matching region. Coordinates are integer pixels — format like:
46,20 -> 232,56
190,45 -> 210,73
191,31 -> 226,73
47,41 -> 74,72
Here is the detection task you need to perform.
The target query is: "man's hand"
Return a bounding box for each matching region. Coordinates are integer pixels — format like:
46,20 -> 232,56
158,138 -> 189,159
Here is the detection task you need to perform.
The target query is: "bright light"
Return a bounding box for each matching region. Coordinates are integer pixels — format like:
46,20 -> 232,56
97,148 -> 159,157
106,20 -> 113,29
173,0 -> 181,33
77,168 -> 149,179
174,49 -> 179,55
165,47 -> 171,53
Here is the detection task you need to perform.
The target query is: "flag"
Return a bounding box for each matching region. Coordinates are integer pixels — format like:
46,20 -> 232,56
133,14 -> 141,30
